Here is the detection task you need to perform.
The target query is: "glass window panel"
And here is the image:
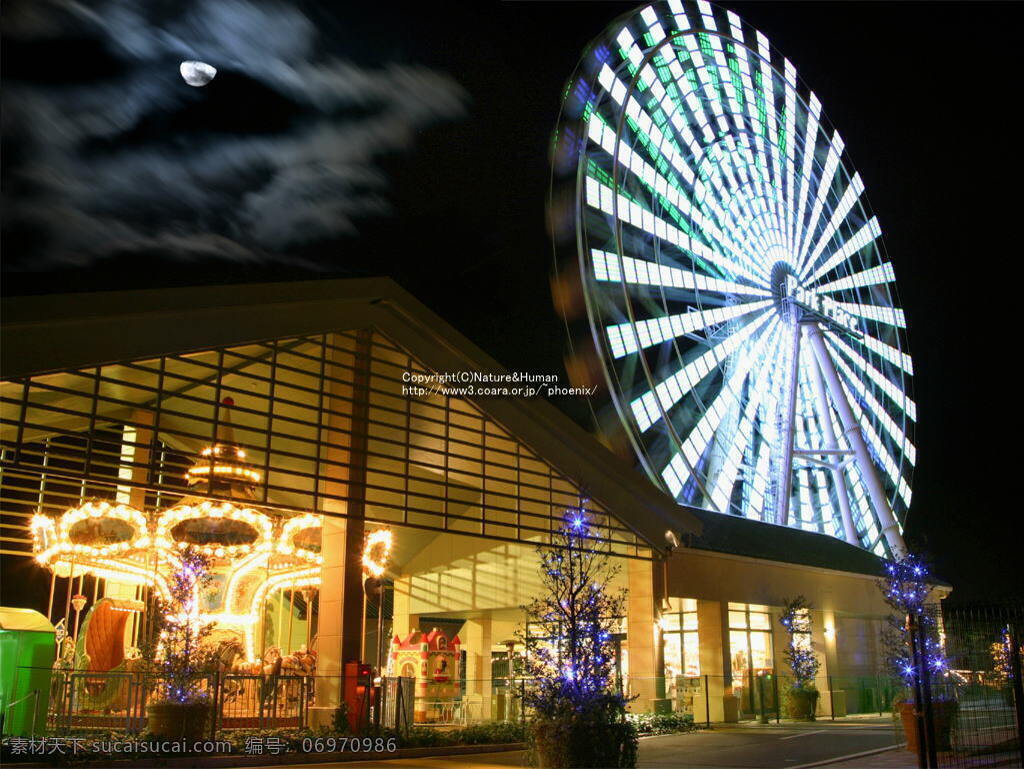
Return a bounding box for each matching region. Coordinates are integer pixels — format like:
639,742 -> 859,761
682,612 -> 698,630
749,631 -> 773,670
728,611 -> 748,629
664,633 -> 683,686
683,631 -> 700,676
749,612 -> 771,630
729,630 -> 750,678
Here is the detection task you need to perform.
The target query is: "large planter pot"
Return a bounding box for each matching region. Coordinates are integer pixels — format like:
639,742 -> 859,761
146,701 -> 213,740
786,687 -> 820,721
528,714 -> 638,768
897,699 -> 958,753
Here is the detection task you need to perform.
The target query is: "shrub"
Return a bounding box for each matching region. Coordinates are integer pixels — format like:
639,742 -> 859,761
455,721 -> 526,744
626,710 -> 695,735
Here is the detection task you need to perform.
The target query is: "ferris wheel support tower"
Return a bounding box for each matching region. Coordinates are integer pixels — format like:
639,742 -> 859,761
775,291 -> 907,556
803,321 -> 906,557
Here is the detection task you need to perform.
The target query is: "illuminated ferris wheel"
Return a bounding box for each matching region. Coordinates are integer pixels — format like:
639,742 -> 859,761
552,0 -> 914,557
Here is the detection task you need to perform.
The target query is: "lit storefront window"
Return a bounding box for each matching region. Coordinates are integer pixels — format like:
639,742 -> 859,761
728,602 -> 774,715
662,598 -> 700,711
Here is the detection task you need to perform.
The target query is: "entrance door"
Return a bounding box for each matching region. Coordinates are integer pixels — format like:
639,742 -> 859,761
728,604 -> 775,719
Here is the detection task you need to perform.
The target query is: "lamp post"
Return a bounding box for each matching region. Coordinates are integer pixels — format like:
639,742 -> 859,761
362,529 -> 393,674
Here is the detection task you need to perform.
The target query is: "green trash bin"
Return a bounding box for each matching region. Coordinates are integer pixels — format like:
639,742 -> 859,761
0,607 -> 56,737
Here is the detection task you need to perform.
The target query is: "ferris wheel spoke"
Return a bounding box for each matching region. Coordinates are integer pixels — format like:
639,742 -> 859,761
798,173 -> 866,278
630,311 -> 774,432
752,29 -> 788,241
782,60 -> 799,254
832,326 -> 913,375
837,378 -> 913,509
794,131 -> 846,265
595,64 -> 696,185
661,316 -> 781,503
586,176 -> 767,285
587,113 -> 763,277
830,301 -> 905,329
606,300 -> 772,358
811,262 -> 894,294
707,326 -> 785,511
792,93 -> 823,260
591,249 -> 770,299
829,350 -> 917,467
802,217 -> 882,285
825,335 -> 915,420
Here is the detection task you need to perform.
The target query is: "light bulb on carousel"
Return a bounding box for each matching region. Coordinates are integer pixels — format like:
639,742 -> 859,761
184,397 -> 262,497
71,594 -> 87,642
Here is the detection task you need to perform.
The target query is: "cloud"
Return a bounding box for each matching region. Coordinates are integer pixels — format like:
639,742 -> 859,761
2,0 -> 467,268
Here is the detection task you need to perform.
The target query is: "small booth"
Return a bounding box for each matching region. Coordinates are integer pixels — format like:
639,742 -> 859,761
0,608 -> 55,737
388,628 -> 461,724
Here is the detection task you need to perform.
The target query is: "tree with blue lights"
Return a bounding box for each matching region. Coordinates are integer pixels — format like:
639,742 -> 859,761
521,501 -> 637,768
878,552 -> 947,691
779,596 -> 821,719
154,546 -> 215,705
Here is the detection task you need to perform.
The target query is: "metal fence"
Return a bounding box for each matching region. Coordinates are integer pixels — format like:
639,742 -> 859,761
46,670 -> 310,734
32,669 -> 420,737
919,603 -> 1024,769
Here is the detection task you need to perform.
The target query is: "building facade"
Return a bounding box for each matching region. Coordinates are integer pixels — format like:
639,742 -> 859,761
0,278 -> 934,723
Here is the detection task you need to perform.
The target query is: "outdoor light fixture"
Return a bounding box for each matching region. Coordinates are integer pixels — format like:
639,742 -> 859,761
362,528 -> 393,578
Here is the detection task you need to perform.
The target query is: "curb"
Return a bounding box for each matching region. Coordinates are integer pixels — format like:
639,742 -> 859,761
788,743 -> 906,769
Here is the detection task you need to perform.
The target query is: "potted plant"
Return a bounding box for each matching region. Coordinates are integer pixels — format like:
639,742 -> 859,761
878,553 -> 958,753
146,547 -> 216,739
520,501 -> 638,768
778,596 -> 820,720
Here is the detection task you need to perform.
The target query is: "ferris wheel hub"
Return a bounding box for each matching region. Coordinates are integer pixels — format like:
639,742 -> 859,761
769,261 -> 803,323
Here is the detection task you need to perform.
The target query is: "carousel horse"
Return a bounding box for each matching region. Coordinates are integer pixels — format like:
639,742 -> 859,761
258,646 -> 284,706
213,639 -> 248,703
278,644 -> 318,707
49,637 -> 77,718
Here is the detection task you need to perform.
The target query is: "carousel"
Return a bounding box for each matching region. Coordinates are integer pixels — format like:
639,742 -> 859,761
30,401 -> 325,726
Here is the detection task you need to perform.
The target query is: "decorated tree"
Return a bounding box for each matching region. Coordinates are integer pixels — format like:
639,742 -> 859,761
778,596 -> 820,719
877,553 -> 947,694
154,546 -> 216,704
989,627 -> 1013,684
520,501 -> 637,768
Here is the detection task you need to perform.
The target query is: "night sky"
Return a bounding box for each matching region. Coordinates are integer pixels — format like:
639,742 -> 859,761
2,1 -> 1020,603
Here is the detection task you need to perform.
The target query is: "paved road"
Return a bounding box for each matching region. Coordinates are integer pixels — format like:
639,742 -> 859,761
269,717 -> 904,769
636,719 -> 903,768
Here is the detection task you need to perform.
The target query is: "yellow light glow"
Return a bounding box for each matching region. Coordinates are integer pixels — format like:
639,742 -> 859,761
362,528 -> 392,578
155,501 -> 273,558
245,567 -> 321,661
279,513 -> 324,564
185,464 -> 262,485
